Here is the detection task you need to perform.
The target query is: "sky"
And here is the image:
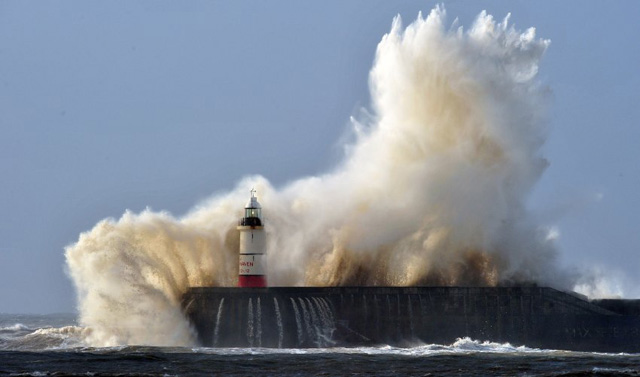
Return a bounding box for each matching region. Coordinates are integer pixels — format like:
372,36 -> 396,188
1,1 -> 639,314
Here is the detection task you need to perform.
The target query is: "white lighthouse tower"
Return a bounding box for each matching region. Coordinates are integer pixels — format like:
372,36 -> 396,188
237,189 -> 267,288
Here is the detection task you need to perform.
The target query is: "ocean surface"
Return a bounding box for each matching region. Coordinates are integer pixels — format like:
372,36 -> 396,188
1,313 -> 640,377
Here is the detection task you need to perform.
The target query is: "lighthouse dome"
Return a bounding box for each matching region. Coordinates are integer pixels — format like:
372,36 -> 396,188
245,196 -> 261,209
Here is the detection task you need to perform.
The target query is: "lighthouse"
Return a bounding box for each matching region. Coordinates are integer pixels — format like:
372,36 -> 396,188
237,189 -> 267,287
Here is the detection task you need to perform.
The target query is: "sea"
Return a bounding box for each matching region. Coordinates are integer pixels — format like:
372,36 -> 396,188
1,313 -> 640,377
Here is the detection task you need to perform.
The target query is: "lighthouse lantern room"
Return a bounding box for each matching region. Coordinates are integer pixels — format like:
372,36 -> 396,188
237,189 -> 267,288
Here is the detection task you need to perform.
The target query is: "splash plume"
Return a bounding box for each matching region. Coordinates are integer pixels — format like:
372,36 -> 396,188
66,7 -> 572,346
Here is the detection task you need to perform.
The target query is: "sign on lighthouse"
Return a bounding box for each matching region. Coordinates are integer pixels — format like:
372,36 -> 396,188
237,189 -> 267,287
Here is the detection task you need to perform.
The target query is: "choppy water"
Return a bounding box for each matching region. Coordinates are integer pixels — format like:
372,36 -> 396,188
1,314 -> 640,376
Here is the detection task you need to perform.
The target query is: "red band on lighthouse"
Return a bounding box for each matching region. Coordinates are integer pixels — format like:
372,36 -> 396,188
238,275 -> 268,288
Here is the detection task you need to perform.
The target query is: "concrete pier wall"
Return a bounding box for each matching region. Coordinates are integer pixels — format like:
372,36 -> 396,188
181,287 -> 640,352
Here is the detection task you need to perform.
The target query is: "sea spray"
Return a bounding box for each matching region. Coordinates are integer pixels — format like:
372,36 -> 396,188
270,8 -> 560,288
65,206 -> 243,346
66,7 -> 575,347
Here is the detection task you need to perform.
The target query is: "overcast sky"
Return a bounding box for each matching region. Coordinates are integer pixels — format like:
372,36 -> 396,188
1,1 -> 639,313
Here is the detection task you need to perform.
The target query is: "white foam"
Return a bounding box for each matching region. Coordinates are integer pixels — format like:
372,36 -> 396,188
0,323 -> 30,331
189,337 -> 547,356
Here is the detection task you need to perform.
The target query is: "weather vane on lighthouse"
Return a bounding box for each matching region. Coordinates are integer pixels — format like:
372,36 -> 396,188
237,188 -> 267,288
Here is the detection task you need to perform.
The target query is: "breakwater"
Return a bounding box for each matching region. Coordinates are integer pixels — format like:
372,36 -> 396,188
182,287 -> 640,352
